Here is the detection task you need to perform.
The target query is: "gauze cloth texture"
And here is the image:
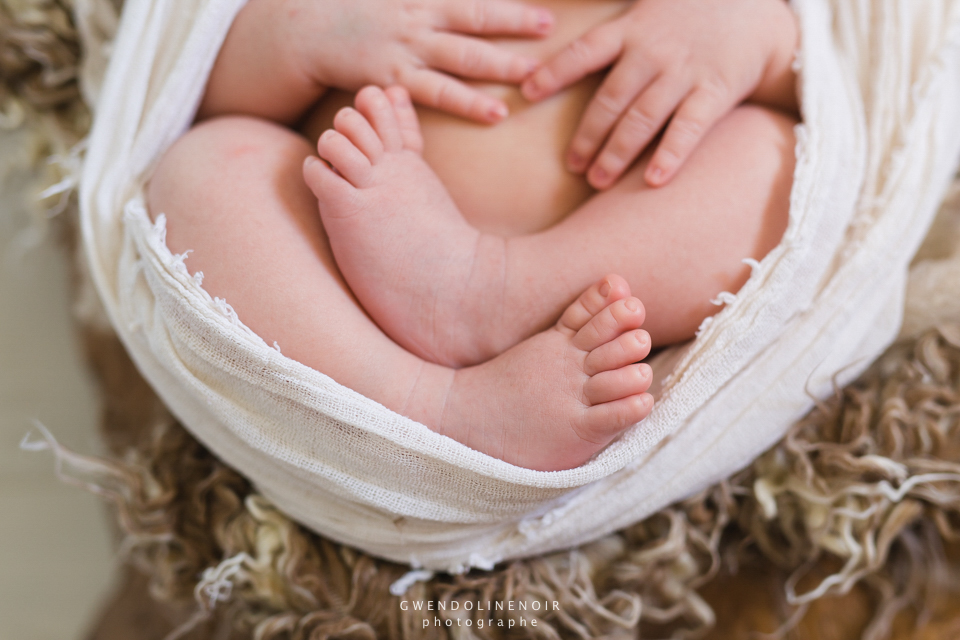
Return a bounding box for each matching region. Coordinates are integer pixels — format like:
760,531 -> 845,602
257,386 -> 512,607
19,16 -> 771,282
80,0 -> 960,572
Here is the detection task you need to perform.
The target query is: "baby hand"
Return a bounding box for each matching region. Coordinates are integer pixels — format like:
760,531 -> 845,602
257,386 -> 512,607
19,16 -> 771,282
521,0 -> 797,188
293,0 -> 554,124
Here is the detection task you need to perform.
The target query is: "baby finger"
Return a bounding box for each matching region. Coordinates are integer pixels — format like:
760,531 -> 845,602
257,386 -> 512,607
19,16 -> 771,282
426,33 -> 539,83
403,68 -> 509,123
566,60 -> 657,173
588,76 -> 688,189
442,0 -> 553,37
521,21 -> 622,101
645,86 -> 730,186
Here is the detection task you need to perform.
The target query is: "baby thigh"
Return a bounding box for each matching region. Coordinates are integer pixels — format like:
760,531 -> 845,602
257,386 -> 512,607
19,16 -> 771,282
147,117 -> 427,407
554,104 -> 796,346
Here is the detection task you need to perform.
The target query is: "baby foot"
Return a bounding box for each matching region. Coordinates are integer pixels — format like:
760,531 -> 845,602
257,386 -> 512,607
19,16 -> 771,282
303,86 -> 514,367
436,276 -> 654,471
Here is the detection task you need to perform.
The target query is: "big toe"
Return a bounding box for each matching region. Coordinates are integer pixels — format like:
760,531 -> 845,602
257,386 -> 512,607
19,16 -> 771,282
557,275 -> 631,334
572,296 -> 646,352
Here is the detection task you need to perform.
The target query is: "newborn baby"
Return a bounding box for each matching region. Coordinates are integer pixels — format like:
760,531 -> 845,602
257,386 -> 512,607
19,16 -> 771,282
148,0 -> 799,471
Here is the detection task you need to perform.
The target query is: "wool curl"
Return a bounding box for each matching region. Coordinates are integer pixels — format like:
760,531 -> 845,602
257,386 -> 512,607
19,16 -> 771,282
0,0 -> 91,130
4,1 -> 960,638
36,318 -> 959,640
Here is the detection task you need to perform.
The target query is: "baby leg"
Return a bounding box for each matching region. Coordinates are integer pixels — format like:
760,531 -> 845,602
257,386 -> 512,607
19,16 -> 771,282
308,88 -> 795,366
523,104 -> 796,346
148,117 -> 653,471
305,86 -> 504,368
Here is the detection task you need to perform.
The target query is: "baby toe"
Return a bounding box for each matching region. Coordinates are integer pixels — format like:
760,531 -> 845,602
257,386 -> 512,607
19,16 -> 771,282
316,129 -> 373,187
583,329 -> 650,376
572,296 -> 645,352
333,107 -> 384,162
303,156 -> 354,210
557,275 -> 631,335
385,86 -> 424,154
355,86 -> 404,153
579,394 -> 653,442
583,363 -> 652,406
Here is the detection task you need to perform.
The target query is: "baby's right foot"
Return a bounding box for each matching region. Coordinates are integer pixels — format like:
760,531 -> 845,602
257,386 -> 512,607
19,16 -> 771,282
421,276 -> 654,471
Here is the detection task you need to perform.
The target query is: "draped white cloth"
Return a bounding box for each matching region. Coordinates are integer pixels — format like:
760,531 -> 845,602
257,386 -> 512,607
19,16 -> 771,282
79,0 -> 960,572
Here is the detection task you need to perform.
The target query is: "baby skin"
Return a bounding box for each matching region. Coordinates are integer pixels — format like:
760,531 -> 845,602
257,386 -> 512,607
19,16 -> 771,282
151,115 -> 653,472
150,0 -> 798,471
306,85 -> 527,367
307,88 -> 659,465
421,279 -> 653,471
306,85 -> 792,370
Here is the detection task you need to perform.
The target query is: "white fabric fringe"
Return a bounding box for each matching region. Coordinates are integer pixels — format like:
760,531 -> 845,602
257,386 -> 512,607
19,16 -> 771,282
79,0 -> 960,572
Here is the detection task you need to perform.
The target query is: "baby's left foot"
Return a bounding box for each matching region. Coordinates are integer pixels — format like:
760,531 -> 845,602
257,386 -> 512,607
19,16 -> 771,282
303,86 -> 516,367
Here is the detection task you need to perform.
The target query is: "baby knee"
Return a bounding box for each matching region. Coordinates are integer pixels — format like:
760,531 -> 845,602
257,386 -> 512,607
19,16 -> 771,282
148,116 -> 313,225
724,105 -> 797,253
721,104 -> 798,169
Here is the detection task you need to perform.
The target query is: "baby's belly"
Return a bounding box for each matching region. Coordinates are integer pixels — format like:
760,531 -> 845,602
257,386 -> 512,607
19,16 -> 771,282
302,0 -> 631,236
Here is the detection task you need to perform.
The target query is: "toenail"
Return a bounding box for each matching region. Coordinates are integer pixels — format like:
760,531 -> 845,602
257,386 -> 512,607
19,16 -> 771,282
599,280 -> 610,297
590,166 -> 612,188
624,298 -> 640,312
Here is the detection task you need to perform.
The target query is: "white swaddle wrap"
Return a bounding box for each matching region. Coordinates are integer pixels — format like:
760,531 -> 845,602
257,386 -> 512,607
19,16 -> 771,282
80,0 -> 960,572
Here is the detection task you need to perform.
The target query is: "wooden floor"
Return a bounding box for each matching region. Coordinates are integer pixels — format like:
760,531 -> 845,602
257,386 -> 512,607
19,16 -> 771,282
0,129 -> 117,640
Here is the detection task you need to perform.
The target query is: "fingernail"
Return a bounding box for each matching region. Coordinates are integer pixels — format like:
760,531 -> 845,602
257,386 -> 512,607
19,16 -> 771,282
647,166 -> 664,185
599,279 -> 610,297
303,156 -> 318,170
590,166 -> 609,187
624,298 -> 640,312
489,103 -> 508,121
536,9 -> 553,32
